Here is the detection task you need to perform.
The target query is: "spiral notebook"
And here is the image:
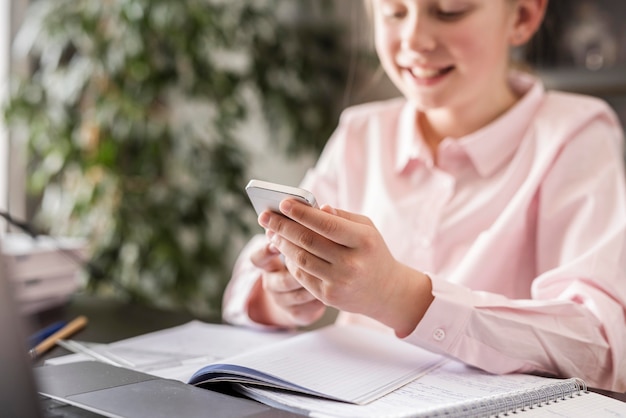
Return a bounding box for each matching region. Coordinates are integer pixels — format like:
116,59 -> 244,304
233,360 -> 626,418
185,324 -> 626,417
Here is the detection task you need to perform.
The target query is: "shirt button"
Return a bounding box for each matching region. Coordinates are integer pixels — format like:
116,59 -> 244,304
433,328 -> 446,342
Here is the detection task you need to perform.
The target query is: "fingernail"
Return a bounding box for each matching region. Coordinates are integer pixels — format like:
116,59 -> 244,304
266,230 -> 275,239
321,204 -> 337,215
267,243 -> 280,254
279,199 -> 292,214
258,211 -> 270,227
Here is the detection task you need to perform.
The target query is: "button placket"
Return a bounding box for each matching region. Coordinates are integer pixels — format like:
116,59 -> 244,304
412,170 -> 455,268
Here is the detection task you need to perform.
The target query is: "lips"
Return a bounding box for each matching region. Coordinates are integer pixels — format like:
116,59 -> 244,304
398,64 -> 455,88
408,66 -> 454,79
407,66 -> 454,79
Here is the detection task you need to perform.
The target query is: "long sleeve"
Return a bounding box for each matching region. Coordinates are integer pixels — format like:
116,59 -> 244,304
404,112 -> 626,391
222,73 -> 626,391
221,234 -> 275,329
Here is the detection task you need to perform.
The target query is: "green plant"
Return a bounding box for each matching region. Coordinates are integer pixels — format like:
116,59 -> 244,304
5,0 -> 346,317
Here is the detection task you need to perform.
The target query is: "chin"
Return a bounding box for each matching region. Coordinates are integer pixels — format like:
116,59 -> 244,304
392,83 -> 451,112
405,95 -> 449,112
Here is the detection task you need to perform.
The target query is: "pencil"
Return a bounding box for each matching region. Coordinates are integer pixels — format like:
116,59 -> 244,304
29,320 -> 67,348
29,315 -> 88,360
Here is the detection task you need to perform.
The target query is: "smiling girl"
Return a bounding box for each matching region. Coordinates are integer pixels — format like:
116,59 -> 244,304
223,0 -> 626,391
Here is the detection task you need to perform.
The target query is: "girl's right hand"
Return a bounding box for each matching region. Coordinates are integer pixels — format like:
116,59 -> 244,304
248,241 -> 326,327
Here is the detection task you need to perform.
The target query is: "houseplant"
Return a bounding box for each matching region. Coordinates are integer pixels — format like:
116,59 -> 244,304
5,0 -> 347,317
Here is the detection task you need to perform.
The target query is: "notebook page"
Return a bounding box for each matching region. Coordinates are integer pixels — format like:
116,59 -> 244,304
202,325 -> 444,404
45,321 -> 296,381
518,391 -> 626,417
238,360 -> 576,418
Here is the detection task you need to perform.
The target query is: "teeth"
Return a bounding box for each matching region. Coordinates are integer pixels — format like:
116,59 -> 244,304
410,67 -> 444,79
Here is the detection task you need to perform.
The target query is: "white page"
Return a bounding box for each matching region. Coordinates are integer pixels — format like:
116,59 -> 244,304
45,321 -> 296,381
111,320 -> 293,358
111,321 -> 293,368
516,391 -> 626,417
238,360 -> 597,417
195,325 -> 444,405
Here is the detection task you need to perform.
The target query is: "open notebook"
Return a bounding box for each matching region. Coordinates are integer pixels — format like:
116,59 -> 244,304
4,236 -> 625,417
184,324 -> 626,417
0,240 -> 302,418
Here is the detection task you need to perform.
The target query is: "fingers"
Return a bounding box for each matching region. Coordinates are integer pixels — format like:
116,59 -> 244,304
273,233 -> 332,292
319,204 -> 367,223
261,270 -> 326,326
277,200 -> 370,248
283,299 -> 326,326
257,204 -> 355,281
251,243 -> 283,272
252,240 -> 321,296
256,202 -> 376,306
266,284 -> 318,307
259,208 -> 340,263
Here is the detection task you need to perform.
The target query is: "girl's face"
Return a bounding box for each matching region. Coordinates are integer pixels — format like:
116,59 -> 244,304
372,0 -> 521,113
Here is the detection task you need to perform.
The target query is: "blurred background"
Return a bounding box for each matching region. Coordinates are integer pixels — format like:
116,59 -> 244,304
0,0 -> 624,320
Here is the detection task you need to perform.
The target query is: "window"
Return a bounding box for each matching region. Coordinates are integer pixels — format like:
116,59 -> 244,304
1,0 -> 29,230
1,0 -> 10,219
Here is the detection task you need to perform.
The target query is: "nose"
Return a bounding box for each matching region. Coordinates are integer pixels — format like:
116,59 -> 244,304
401,13 -> 436,53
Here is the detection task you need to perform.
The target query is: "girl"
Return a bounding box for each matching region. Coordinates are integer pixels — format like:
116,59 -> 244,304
223,0 -> 626,392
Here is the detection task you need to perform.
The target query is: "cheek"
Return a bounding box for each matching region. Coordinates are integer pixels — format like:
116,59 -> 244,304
374,30 -> 398,72
452,39 -> 484,71
446,30 -> 507,75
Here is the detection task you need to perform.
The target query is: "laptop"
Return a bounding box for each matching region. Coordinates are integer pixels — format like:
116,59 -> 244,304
0,244 -> 303,418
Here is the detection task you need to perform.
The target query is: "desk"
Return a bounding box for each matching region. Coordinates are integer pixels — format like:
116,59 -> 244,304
31,293 -> 209,348
30,293 -> 626,404
30,294 -> 306,418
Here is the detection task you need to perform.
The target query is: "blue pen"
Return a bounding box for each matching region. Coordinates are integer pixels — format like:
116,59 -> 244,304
29,320 -> 67,349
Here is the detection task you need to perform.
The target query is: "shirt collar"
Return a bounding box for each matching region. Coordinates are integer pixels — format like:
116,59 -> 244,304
395,72 -> 545,177
395,102 -> 432,173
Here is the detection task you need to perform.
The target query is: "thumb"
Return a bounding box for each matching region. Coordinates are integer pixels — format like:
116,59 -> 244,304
320,204 -> 371,225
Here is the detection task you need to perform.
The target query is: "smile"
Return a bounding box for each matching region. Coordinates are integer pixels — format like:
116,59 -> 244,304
403,65 -> 454,85
407,66 -> 454,80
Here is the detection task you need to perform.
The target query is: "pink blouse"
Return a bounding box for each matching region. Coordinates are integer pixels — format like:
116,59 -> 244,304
223,73 -> 626,391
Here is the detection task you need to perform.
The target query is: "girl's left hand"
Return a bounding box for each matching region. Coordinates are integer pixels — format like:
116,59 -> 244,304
258,199 -> 433,337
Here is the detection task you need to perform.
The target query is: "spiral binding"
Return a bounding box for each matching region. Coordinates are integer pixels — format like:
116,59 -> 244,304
419,377 -> 588,417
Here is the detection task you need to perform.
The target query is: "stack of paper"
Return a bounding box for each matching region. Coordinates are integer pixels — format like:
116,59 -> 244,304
2,233 -> 87,313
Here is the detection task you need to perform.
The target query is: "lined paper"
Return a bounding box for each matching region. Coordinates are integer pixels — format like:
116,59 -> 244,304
518,392 -> 626,417
238,360 -> 626,418
46,321 -> 295,382
191,325 -> 444,404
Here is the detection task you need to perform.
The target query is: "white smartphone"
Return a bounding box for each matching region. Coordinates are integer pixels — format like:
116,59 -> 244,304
245,179 -> 318,216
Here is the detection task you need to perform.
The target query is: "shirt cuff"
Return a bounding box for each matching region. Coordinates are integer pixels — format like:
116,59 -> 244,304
403,277 -> 473,354
403,277 -> 540,374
